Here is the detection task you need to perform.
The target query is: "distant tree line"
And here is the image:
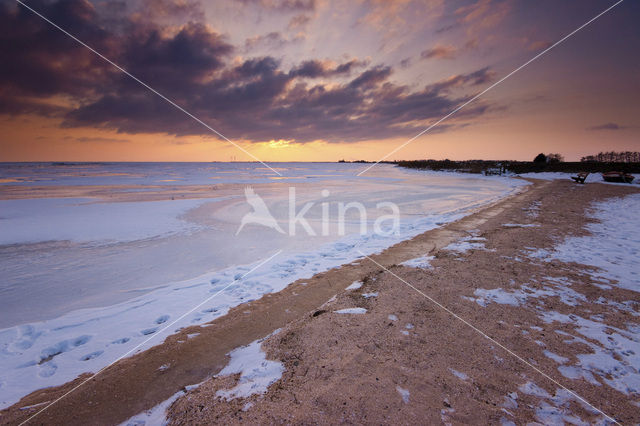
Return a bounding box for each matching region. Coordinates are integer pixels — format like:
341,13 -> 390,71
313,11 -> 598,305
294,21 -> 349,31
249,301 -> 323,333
398,155 -> 640,174
581,151 -> 640,163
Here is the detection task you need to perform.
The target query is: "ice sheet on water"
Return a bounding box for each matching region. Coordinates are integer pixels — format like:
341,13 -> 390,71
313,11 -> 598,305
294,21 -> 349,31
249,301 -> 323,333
0,165 -> 530,408
0,198 -> 211,245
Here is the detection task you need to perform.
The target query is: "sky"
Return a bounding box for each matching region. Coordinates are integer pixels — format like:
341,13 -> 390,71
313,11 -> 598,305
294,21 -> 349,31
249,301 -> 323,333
0,0 -> 638,162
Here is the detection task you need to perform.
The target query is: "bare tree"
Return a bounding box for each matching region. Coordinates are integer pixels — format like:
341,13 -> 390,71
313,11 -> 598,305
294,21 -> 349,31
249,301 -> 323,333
580,151 -> 640,162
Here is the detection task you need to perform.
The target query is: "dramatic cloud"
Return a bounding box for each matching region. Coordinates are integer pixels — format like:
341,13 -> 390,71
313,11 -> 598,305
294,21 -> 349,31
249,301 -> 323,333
135,0 -> 205,22
427,67 -> 495,92
454,0 -> 511,31
236,0 -> 315,13
0,0 -> 113,99
287,14 -> 311,30
121,23 -> 233,87
421,45 -> 457,60
244,32 -> 305,51
1,0 -> 497,145
289,59 -> 366,78
64,60 -> 495,143
420,39 -> 478,61
587,123 -> 627,131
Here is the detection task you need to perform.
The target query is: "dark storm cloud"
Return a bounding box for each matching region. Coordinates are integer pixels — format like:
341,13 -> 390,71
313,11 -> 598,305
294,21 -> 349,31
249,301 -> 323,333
289,59 -> 366,78
0,0 -> 114,99
348,66 -> 392,90
0,0 -> 233,107
121,22 -> 233,87
426,67 -> 494,93
1,0 -> 496,143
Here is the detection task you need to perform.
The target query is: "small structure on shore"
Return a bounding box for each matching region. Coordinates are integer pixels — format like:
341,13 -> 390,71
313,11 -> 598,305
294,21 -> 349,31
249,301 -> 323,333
601,171 -> 635,183
571,172 -> 589,184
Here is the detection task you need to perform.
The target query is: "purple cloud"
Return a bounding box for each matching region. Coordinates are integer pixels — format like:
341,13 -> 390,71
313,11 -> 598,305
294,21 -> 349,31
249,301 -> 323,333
587,123 -> 626,131
1,0 -> 497,144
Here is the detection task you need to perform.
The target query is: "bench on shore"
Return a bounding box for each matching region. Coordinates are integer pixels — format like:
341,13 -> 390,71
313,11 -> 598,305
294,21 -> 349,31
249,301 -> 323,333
571,172 -> 589,184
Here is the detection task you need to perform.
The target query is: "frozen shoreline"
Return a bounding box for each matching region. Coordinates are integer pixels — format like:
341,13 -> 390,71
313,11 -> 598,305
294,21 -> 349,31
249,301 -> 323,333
0,163 -> 529,409
158,179 -> 640,425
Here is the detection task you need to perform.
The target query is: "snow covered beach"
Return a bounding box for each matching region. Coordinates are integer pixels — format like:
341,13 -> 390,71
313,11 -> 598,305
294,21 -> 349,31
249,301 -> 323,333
162,178 -> 640,425
0,162 -> 527,410
2,165 -> 639,424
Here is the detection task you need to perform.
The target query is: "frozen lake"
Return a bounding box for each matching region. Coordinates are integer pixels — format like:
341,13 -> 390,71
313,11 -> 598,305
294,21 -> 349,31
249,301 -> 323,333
0,162 -> 528,407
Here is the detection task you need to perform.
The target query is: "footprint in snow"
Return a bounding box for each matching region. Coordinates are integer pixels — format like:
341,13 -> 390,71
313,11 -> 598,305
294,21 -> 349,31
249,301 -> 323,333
80,350 -> 104,361
155,315 -> 170,324
11,325 -> 42,351
112,337 -> 130,344
39,335 -> 92,363
38,361 -> 57,378
140,328 -> 158,336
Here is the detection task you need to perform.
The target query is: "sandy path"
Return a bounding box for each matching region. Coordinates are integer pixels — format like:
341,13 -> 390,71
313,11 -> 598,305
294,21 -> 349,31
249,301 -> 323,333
3,179 -> 638,424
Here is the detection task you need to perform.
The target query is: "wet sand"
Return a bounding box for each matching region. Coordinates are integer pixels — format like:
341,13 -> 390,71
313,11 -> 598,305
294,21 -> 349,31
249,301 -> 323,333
2,179 -> 639,425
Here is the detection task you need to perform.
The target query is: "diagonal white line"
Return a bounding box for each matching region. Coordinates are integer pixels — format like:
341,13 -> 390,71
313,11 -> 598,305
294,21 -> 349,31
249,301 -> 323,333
15,0 -> 282,177
357,250 -> 619,425
357,0 -> 624,176
19,249 -> 283,425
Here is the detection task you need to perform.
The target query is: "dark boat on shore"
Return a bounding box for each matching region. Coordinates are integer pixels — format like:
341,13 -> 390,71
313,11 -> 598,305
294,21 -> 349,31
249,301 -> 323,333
601,171 -> 635,183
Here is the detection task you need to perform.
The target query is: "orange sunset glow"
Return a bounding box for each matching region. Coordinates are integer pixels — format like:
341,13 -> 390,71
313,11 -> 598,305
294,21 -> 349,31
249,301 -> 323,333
1,0 -> 638,162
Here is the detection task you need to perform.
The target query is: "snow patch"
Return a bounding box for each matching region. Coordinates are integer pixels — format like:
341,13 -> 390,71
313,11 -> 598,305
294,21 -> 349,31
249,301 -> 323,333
345,281 -> 363,291
517,381 -> 606,425
396,386 -> 410,403
543,350 -> 569,364
533,194 -> 640,292
215,338 -> 284,401
449,368 -> 469,381
400,255 -> 434,269
120,388 -> 187,426
334,308 -> 367,314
